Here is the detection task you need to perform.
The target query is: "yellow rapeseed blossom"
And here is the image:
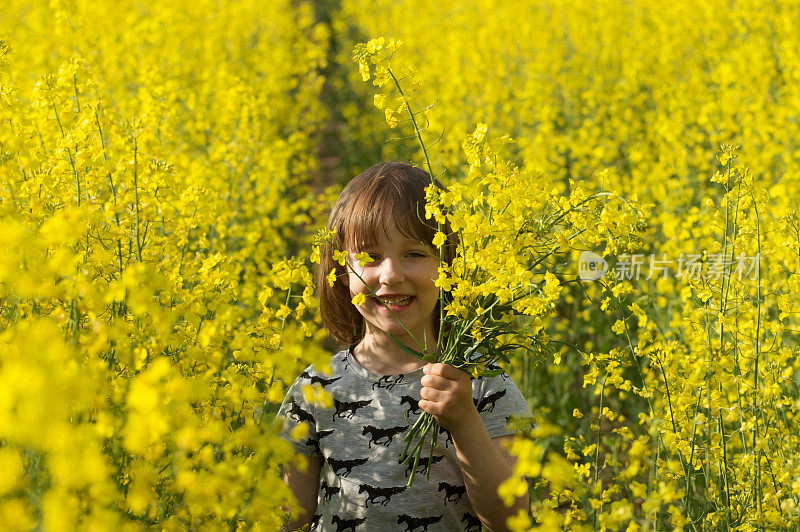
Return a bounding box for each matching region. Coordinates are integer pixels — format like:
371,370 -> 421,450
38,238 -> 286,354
354,251 -> 374,266
332,249 -> 348,265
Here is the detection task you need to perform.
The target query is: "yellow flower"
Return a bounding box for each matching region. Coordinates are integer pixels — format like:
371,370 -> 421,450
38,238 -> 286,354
332,249 -> 347,265
432,231 -> 446,247
351,293 -> 367,306
575,462 -> 591,479
326,268 -> 337,287
543,272 -> 561,300
354,251 -> 374,266
302,383 -> 333,408
367,36 -> 385,53
506,509 -> 532,531
290,423 -> 309,441
384,106 -> 398,127
358,61 -> 370,81
497,475 -> 527,507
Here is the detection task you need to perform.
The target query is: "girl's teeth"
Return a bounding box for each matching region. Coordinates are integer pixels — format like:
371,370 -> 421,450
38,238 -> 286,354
381,296 -> 411,305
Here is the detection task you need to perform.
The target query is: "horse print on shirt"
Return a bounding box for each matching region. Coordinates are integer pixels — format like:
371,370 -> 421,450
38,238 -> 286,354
331,515 -> 366,532
400,395 -> 421,416
476,389 -> 506,413
320,480 -> 340,503
403,453 -> 445,476
300,370 -> 343,388
372,374 -> 404,390
397,514 -> 443,532
462,513 -> 482,532
333,398 -> 372,420
362,425 -> 409,448
438,482 -> 466,504
358,483 -> 407,506
437,425 -> 453,447
305,428 -> 334,453
305,439 -> 321,454
288,400 -> 314,424
327,456 -> 368,477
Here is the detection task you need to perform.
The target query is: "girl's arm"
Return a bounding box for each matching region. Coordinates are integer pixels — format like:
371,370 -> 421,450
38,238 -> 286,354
451,426 -> 528,531
280,454 -> 323,532
419,363 -> 529,532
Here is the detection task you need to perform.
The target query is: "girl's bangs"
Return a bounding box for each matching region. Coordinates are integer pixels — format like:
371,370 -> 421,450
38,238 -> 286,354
341,184 -> 434,251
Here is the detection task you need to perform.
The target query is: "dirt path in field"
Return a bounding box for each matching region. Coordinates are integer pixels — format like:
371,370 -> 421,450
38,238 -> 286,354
307,0 -> 383,195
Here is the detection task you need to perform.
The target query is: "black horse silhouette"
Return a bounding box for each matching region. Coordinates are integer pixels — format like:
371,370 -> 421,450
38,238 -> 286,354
462,513 -> 482,532
288,400 -> 314,424
358,483 -> 406,506
333,398 -> 372,420
362,425 -> 409,447
476,389 -> 506,413
438,482 -> 466,504
320,480 -> 340,502
403,454 -> 445,476
301,370 -> 343,388
331,515 -> 366,532
397,514 -> 443,532
372,374 -> 404,390
400,395 -> 421,416
327,457 -> 368,477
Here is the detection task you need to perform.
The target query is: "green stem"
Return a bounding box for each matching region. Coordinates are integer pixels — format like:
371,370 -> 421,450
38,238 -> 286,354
747,186 -> 764,524
132,136 -> 142,261
386,66 -> 447,359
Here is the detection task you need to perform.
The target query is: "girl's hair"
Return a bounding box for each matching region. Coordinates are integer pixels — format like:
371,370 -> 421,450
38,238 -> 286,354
315,161 -> 456,346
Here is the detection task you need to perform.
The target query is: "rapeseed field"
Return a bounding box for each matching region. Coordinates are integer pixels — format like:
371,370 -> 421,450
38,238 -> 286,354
1,0 -> 798,529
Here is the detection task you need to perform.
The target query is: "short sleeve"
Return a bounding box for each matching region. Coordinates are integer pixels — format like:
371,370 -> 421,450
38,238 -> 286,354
275,371 -> 321,457
474,371 -> 534,438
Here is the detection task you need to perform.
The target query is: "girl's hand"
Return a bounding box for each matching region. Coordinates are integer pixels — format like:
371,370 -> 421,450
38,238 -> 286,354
419,363 -> 480,433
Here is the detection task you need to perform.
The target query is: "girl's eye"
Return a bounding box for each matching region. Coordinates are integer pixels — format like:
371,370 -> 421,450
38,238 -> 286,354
408,251 -> 427,258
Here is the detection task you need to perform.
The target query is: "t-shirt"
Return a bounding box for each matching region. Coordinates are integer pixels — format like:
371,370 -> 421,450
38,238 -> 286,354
276,345 -> 533,532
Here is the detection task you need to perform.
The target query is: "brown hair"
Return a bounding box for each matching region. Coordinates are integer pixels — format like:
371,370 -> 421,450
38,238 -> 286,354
315,161 -> 457,346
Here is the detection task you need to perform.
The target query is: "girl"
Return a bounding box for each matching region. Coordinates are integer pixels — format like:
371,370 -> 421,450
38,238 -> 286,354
277,162 -> 532,531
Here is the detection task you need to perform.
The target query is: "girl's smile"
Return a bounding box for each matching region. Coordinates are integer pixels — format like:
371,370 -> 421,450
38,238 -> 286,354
372,293 -> 415,310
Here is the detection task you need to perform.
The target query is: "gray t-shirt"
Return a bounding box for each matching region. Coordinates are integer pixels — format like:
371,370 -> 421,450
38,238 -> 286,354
277,345 -> 533,532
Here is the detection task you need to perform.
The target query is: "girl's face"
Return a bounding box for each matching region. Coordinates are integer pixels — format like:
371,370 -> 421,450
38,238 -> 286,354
343,223 -> 439,350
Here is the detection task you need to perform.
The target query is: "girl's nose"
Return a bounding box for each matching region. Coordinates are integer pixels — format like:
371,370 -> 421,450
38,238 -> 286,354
378,257 -> 404,285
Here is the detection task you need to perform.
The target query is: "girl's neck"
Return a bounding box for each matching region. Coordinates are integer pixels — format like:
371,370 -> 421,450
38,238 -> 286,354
353,331 -> 436,375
